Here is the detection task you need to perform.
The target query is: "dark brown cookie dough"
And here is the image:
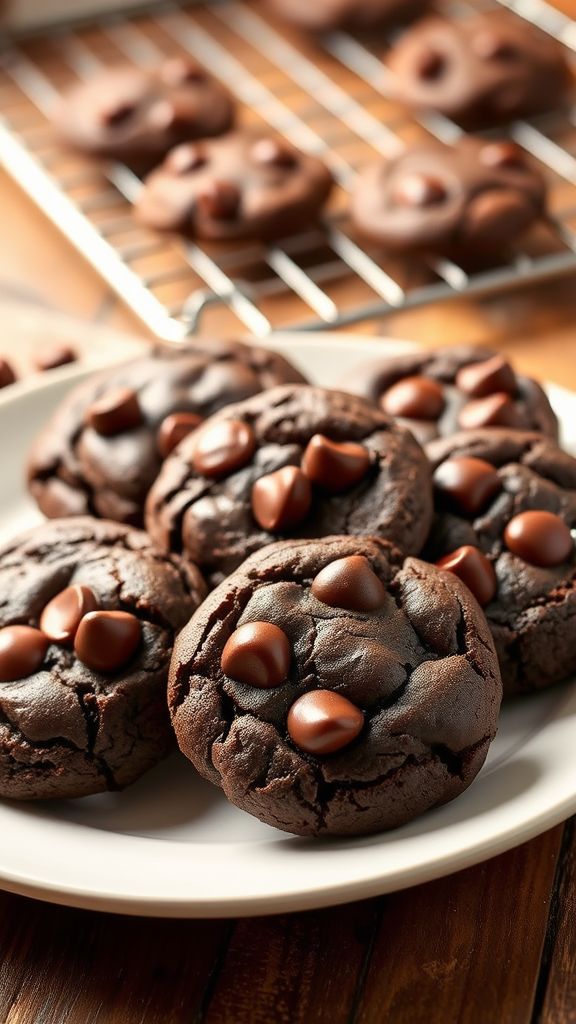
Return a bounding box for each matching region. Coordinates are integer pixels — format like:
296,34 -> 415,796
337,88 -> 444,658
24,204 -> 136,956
425,429 -> 576,695
54,59 -> 234,170
386,11 -> 570,128
169,535 -> 501,837
341,345 -> 558,446
145,384 -> 433,587
350,137 -> 546,258
27,338 -> 307,528
263,0 -> 429,31
0,517 -> 206,800
135,131 -> 334,242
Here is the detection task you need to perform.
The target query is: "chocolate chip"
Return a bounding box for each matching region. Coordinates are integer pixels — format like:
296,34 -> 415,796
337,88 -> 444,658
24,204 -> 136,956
504,510 -> 573,568
473,31 -> 517,61
456,355 -> 517,398
103,101 -> 136,127
251,466 -> 312,532
86,387 -> 143,437
74,611 -> 142,673
436,545 -> 497,607
0,358 -> 16,389
480,143 -> 525,171
221,621 -> 291,688
161,56 -> 205,86
458,392 -> 524,430
192,419 -> 256,477
168,144 -> 206,175
251,138 -> 297,168
157,412 -> 203,459
311,556 -> 387,612
464,190 -> 532,244
196,182 -> 241,220
287,690 -> 364,755
34,344 -> 76,373
416,49 -> 446,81
433,456 -> 502,517
40,585 -> 99,645
301,434 -> 370,494
393,173 -> 447,208
0,626 -> 48,682
380,376 -> 445,421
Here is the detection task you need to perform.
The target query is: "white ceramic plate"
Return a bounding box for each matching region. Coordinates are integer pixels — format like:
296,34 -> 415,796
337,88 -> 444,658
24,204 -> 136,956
0,333 -> 575,919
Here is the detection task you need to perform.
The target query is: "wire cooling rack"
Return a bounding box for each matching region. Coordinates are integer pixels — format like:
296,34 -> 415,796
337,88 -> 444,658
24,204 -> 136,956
0,0 -> 575,339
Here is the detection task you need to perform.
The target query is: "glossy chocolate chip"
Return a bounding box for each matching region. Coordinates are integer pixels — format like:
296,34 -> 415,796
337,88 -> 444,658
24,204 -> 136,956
311,556 -> 387,612
168,144 -> 206,175
287,690 -> 364,755
458,393 -> 523,430
0,357 -> 16,389
34,344 -> 76,372
251,138 -> 297,168
380,376 -> 445,421
456,355 -> 517,398
221,621 -> 291,688
40,585 -> 99,645
433,456 -> 502,517
416,49 -> 446,80
301,435 -> 370,494
0,626 -> 48,682
86,387 -> 143,437
251,466 -> 312,532
157,412 -> 203,459
480,143 -> 525,171
192,419 -> 256,478
196,182 -> 241,220
393,173 -> 447,208
436,545 -> 497,607
74,611 -> 142,673
504,510 -> 573,568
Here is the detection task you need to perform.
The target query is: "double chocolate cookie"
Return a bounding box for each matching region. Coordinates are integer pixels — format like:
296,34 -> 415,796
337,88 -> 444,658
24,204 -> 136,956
386,11 -> 570,128
351,137 -> 546,258
27,338 -> 307,527
145,384 -> 433,586
426,429 -> 576,694
54,59 -> 234,170
135,131 -> 334,242
264,0 -> 429,31
342,345 -> 558,446
0,517 -> 205,800
169,535 -> 501,836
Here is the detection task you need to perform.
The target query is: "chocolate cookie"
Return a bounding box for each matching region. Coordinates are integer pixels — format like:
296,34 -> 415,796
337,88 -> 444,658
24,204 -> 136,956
264,0 -> 429,31
350,137 -> 546,258
386,11 -> 570,128
146,384 -> 433,587
27,338 -> 307,528
0,517 -> 206,800
54,58 -> 234,169
169,535 -> 501,836
426,429 -> 576,695
135,131 -> 334,242
341,345 -> 558,446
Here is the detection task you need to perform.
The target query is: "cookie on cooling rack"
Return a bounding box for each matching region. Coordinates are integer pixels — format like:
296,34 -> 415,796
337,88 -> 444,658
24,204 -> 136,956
168,535 -> 501,836
135,131 -> 334,241
27,338 -> 307,528
263,0 -> 430,31
0,517 -> 206,800
54,58 -> 235,169
340,345 -> 558,446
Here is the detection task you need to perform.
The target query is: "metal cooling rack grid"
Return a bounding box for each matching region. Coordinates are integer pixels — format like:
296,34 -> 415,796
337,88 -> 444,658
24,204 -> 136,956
0,0 -> 575,340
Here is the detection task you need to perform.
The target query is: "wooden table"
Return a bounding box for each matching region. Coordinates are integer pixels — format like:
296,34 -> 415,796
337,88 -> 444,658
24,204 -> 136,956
2,171 -> 576,1024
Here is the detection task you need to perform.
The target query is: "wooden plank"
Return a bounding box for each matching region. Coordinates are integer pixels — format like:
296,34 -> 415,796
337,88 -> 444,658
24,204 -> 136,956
536,820 -> 576,1024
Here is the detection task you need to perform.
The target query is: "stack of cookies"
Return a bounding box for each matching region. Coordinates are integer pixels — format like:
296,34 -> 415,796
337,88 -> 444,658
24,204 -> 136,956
1,336 -> 573,840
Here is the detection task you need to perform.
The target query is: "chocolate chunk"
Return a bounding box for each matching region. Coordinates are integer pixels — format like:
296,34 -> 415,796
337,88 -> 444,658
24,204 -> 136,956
480,142 -> 525,170
157,412 -> 203,459
392,173 -> 447,208
34,344 -> 77,373
251,466 -> 312,532
464,190 -> 534,244
504,510 -> 573,568
0,358 -> 16,389
0,626 -> 48,682
436,545 -> 497,607
40,585 -> 99,644
301,434 -> 370,493
196,182 -> 241,221
251,138 -> 297,168
221,621 -> 291,688
192,419 -> 256,478
74,610 -> 142,672
86,387 -> 143,437
455,355 -> 516,398
433,456 -> 502,516
287,689 -> 364,755
311,555 -> 387,612
380,376 -> 445,421
458,393 -> 524,430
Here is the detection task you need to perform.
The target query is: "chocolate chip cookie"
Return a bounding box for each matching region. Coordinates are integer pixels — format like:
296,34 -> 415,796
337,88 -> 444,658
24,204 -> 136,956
169,535 -> 501,836
426,429 -> 576,694
135,131 -> 334,241
386,11 -> 570,128
28,338 -> 307,528
0,517 -> 206,800
350,137 -> 546,258
264,0 -> 429,31
145,384 -> 433,587
341,345 -> 558,446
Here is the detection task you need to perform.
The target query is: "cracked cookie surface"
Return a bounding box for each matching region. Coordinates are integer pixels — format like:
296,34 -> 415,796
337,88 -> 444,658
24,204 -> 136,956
0,517 -> 205,800
169,536 -> 501,837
